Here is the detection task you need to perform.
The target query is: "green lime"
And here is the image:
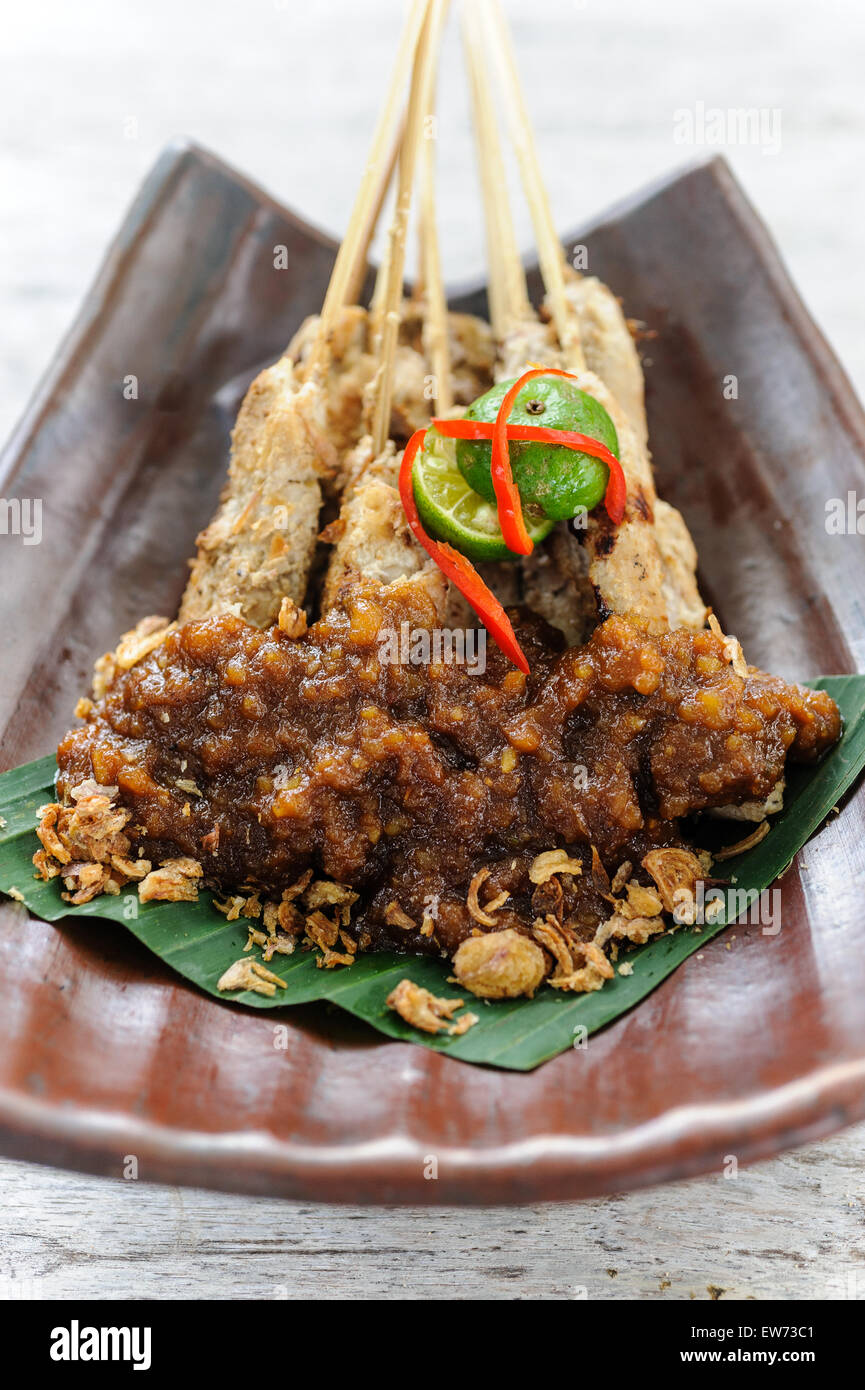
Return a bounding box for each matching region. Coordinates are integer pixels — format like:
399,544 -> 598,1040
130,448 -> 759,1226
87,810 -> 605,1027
413,428 -> 555,562
456,374 -> 618,522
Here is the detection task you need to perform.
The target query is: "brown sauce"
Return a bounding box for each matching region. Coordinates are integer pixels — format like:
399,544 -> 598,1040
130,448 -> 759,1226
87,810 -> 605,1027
56,582 -> 841,956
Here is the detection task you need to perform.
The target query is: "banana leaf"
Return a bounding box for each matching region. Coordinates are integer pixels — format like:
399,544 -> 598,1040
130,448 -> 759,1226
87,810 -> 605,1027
1,674 -> 863,1071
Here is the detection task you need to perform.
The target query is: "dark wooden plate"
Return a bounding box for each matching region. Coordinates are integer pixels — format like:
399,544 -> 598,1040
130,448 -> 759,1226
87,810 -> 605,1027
2,144 -> 864,1204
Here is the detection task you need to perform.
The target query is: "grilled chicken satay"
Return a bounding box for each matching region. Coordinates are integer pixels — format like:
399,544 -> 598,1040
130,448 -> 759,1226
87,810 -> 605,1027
283,300 -> 494,477
562,257 -> 707,629
461,3 -> 650,638
179,357 -> 330,627
179,0 -> 437,629
323,0 -> 453,616
283,7 -> 493,500
560,271 -> 646,448
479,0 -> 705,635
552,276 -> 707,629
479,0 -> 770,818
457,0 -> 569,629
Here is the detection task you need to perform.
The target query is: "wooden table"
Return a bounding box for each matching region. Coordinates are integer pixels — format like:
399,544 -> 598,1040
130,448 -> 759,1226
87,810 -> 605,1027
1,0 -> 863,1299
2,1130 -> 863,1300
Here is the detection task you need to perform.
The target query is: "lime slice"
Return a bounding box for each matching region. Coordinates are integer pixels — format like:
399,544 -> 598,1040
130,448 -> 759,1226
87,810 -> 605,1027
456,374 -> 618,522
413,429 -> 554,563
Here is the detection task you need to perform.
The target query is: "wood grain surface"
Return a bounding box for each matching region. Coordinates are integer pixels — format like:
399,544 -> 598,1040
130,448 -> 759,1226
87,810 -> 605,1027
2,0 -> 864,1300
2,1133 -> 864,1300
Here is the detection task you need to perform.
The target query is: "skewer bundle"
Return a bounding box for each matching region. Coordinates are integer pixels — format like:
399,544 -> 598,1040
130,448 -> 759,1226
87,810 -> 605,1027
178,0 -> 484,633
78,0 -> 713,691
463,0 -> 706,640
177,0 -> 704,653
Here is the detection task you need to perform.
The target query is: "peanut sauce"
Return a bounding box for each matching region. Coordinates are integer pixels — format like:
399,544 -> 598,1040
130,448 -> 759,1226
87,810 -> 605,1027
57,581 -> 841,956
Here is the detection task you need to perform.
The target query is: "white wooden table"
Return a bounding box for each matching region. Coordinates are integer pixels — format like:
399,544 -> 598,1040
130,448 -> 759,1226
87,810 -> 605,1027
1,1130 -> 864,1300
1,0 -> 863,1299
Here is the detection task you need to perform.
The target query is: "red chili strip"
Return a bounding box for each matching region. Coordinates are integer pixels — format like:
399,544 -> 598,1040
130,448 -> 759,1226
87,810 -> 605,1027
490,376 -> 537,555
432,417 -> 627,526
398,429 -> 529,673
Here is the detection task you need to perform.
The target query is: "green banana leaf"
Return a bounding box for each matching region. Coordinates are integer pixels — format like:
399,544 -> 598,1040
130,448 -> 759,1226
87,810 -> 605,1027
1,675 -> 863,1070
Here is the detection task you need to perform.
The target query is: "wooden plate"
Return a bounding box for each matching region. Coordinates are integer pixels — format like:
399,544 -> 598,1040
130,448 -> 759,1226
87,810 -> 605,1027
1,145 -> 864,1203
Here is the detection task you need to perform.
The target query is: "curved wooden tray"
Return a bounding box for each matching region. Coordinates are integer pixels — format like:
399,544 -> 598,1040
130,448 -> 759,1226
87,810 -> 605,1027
1,145 -> 864,1203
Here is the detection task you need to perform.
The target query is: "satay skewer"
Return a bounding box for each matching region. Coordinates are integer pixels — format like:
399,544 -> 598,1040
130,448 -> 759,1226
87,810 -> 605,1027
461,0 -> 557,381
478,0 -> 584,371
312,0 -> 431,372
416,0 -> 453,415
322,0 -> 454,614
462,3 -> 662,636
179,1 -> 438,630
468,0 -> 707,635
471,1 -> 650,442
467,1 -> 647,434
462,0 -> 531,342
370,0 -> 448,454
355,0 -> 450,444
460,0 -> 559,622
478,0 -> 650,432
342,114 -> 406,312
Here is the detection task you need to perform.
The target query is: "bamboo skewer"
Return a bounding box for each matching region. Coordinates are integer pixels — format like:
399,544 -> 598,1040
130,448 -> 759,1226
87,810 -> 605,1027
321,1 -> 452,618
418,150 -> 452,416
367,0 -> 452,424
467,1 -> 705,637
342,111 -> 405,311
463,0 -> 560,391
410,0 -> 449,298
417,0 -> 452,415
180,4 -> 439,631
479,0 -> 585,371
370,0 -> 446,455
462,0 -> 532,341
311,0 -> 430,377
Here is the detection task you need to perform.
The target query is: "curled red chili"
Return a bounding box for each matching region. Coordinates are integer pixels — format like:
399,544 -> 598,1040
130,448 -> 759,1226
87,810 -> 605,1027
398,429 -> 529,673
